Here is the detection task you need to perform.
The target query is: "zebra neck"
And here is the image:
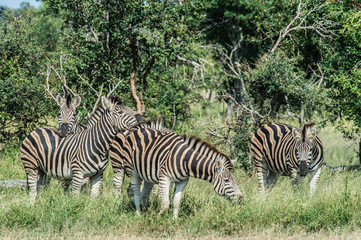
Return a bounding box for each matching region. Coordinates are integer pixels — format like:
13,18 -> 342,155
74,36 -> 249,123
90,112 -> 117,147
73,119 -> 83,134
186,150 -> 213,182
86,106 -> 106,128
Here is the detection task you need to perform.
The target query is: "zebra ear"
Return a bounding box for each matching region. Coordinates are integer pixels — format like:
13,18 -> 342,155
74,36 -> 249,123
101,96 -> 114,111
231,157 -> 238,165
56,94 -> 66,106
73,95 -> 82,108
292,128 -> 302,140
309,128 -> 317,139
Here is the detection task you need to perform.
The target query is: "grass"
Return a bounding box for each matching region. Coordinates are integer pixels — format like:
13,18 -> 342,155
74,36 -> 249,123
1,127 -> 361,239
1,106 -> 361,238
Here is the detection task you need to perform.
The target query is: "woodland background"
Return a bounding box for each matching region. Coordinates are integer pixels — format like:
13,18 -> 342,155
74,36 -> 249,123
1,1 -> 361,239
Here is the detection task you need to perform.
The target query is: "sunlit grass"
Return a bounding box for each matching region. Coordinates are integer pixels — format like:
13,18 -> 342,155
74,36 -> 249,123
1,144 -> 361,239
1,112 -> 361,238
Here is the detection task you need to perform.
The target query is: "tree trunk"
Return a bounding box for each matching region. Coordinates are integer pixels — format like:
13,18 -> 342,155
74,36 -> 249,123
130,69 -> 144,114
129,23 -> 145,114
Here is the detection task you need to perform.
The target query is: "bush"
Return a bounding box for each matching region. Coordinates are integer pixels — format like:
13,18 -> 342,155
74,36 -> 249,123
0,79 -> 54,143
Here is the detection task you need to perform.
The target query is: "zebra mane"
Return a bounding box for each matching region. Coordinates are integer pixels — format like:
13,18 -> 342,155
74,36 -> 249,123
302,122 -> 315,140
107,95 -> 124,105
146,117 -> 162,124
66,94 -> 72,107
145,118 -> 172,133
182,135 -> 234,169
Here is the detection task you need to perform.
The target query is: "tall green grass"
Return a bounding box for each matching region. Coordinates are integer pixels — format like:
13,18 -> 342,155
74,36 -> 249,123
1,128 -> 361,239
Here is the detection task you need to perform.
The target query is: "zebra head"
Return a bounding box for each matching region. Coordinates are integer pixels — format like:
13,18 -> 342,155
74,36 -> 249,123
212,156 -> 243,203
292,123 -> 317,177
101,96 -> 146,132
56,94 -> 82,137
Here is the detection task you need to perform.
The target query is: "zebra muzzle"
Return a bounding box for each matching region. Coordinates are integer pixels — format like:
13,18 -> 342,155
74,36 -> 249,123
229,193 -> 243,204
59,123 -> 69,137
135,114 -> 146,124
299,161 -> 308,177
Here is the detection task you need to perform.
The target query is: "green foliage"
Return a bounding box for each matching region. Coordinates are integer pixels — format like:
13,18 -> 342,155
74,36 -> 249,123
0,79 -> 54,143
248,52 -> 318,116
0,7 -> 57,143
144,69 -> 195,126
322,9 -> 361,138
329,69 -> 361,137
0,1 -> 205,141
42,0 -> 202,124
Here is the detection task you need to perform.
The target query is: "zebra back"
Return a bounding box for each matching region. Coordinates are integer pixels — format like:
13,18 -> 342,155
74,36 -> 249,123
182,135 -> 235,169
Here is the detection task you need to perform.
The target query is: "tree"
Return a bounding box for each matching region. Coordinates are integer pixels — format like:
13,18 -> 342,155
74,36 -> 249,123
0,6 -> 55,143
43,0 -> 202,119
201,0 -> 339,171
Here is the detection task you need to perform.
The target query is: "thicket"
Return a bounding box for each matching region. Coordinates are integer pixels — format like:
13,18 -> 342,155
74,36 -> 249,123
0,0 -> 360,169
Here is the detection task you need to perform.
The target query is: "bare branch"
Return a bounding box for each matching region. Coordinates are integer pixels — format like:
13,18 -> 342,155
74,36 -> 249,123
49,65 -> 76,96
107,78 -> 123,97
77,74 -> 104,115
44,66 -> 57,101
48,53 -> 77,96
92,84 -> 104,114
81,8 -> 99,42
206,128 -> 228,139
271,1 -> 337,53
309,63 -> 325,87
177,55 -> 202,68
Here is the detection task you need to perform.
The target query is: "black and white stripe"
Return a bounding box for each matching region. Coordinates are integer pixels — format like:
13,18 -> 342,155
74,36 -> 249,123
110,128 -> 242,218
57,100 -> 171,192
251,122 -> 324,194
20,96 -> 144,201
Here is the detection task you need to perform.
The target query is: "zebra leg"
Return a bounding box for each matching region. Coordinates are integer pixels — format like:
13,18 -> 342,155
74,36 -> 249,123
173,179 -> 189,219
290,170 -> 301,191
141,181 -> 154,211
309,166 -> 322,194
127,179 -> 143,198
37,170 -> 50,191
113,166 -> 125,195
61,180 -> 71,192
71,171 -> 85,196
26,169 -> 39,202
61,178 -> 88,192
130,175 -> 142,214
255,160 -> 268,193
159,176 -> 171,215
90,172 -> 104,198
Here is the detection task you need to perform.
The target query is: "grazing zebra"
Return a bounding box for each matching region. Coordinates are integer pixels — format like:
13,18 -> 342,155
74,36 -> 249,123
56,94 -> 83,137
251,122 -> 324,194
20,96 -> 145,201
110,128 -> 242,218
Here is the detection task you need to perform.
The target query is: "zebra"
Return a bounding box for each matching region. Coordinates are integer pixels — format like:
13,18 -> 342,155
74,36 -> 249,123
251,122 -> 324,194
57,99 -> 171,193
110,128 -> 243,219
20,96 -> 145,201
56,94 -> 83,137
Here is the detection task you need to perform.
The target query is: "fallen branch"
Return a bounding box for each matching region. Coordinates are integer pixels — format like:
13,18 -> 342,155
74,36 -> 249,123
323,162 -> 361,173
0,179 -> 27,189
